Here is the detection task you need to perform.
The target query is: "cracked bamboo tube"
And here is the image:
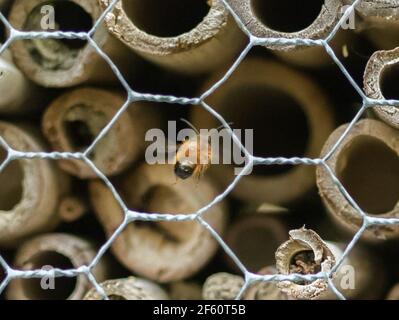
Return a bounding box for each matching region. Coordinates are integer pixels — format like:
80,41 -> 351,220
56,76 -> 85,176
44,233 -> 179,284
89,163 -> 227,283
224,216 -> 288,272
192,58 -> 335,204
225,0 -> 344,67
350,0 -> 399,50
42,87 -> 157,179
0,121 -> 70,246
275,228 -> 382,300
6,233 -> 109,300
0,48 -> 45,115
84,277 -> 169,300
99,0 -> 247,74
316,119 -> 399,240
8,0 -> 132,87
364,47 -> 399,128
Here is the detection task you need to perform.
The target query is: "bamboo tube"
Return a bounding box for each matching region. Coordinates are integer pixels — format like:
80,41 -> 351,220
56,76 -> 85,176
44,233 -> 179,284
99,0 -> 247,74
6,233 -> 109,300
244,266 -> 290,300
84,277 -> 169,300
168,281 -> 203,300
42,87 -> 157,179
351,0 -> 399,50
202,272 -> 244,300
89,163 -> 227,283
8,0 -> 132,87
316,119 -> 399,240
192,58 -> 335,204
225,0 -> 344,67
275,228 -> 382,300
224,216 -> 288,272
0,121 -> 69,246
364,47 -> 399,129
0,48 -> 45,115
387,283 -> 399,300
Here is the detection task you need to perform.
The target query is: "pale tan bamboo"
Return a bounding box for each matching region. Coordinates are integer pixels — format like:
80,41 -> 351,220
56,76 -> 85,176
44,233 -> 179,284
202,272 -> 244,300
351,0 -> 399,50
364,46 -> 399,128
99,0 -> 247,74
8,0 -> 132,87
387,283 -> 399,300
225,216 -> 288,272
225,0 -> 345,67
316,119 -> 399,240
42,87 -> 158,178
84,277 -> 169,300
6,233 -> 109,300
89,163 -> 227,283
192,58 -> 335,204
168,281 -> 203,300
0,121 -> 69,246
0,48 -> 45,115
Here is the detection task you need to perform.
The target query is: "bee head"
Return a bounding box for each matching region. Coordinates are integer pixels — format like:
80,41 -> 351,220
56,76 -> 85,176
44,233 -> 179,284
174,162 -> 195,180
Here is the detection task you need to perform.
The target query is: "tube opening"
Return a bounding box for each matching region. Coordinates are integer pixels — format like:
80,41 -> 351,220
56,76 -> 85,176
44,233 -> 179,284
251,0 -> 324,33
220,85 -> 310,176
24,1 -> 93,70
337,135 -> 399,214
21,251 -> 77,300
381,63 -> 399,100
0,148 -> 23,211
289,250 -> 320,284
122,0 -> 211,37
109,294 -> 127,300
64,119 -> 95,151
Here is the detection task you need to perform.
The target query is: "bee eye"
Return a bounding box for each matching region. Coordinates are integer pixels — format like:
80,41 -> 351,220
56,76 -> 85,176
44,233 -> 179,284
174,163 -> 194,180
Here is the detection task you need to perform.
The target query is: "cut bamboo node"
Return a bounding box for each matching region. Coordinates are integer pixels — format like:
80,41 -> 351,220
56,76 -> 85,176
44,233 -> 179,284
364,47 -> 399,128
99,0 -> 247,74
89,163 -> 227,283
6,233 -> 109,300
316,119 -> 399,240
275,228 -> 335,300
42,87 -> 138,179
84,277 -> 169,300
0,121 -> 65,246
8,0 -> 131,87
226,0 -> 343,67
202,272 -> 244,300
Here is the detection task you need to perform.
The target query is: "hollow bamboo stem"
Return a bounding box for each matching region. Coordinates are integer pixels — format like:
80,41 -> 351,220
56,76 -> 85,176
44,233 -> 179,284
6,233 -> 109,300
192,58 -> 335,204
0,48 -> 47,115
351,0 -> 399,50
275,228 -> 383,300
202,272 -> 244,300
364,47 -> 399,128
168,281 -> 203,300
84,277 -> 168,300
8,0 -> 132,87
226,0 -> 344,68
99,0 -> 247,74
316,119 -> 399,240
42,87 -> 156,179
224,216 -> 288,272
0,122 -> 68,246
89,163 -> 227,283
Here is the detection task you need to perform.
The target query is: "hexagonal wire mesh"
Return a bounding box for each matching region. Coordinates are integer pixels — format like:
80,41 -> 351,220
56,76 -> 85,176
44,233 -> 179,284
0,0 -> 398,300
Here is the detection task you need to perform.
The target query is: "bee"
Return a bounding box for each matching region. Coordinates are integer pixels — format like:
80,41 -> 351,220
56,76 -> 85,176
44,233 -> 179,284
174,119 -> 213,181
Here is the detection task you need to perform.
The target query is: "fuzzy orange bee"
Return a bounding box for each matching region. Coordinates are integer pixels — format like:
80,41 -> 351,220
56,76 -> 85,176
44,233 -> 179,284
174,121 -> 212,180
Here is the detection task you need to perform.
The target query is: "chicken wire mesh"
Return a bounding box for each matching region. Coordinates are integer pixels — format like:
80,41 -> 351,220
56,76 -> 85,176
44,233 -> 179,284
0,0 -> 398,300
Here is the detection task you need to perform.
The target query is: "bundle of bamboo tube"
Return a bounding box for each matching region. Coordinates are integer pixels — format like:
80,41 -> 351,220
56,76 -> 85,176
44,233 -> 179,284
0,0 -> 398,302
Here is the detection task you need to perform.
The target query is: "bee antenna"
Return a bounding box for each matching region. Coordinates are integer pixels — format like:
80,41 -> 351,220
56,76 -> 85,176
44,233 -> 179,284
180,118 -> 200,135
